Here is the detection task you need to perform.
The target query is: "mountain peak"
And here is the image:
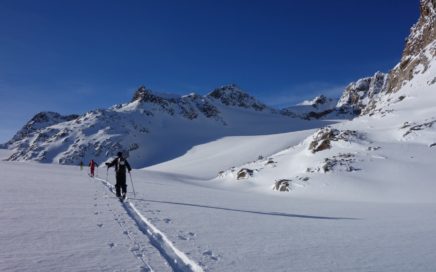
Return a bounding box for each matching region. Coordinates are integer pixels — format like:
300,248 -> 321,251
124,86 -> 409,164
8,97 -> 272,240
207,84 -> 269,111
131,85 -> 155,102
298,95 -> 335,108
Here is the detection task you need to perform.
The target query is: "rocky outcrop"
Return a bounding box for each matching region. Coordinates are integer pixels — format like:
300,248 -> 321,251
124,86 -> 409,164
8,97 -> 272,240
308,128 -> 360,153
306,153 -> 359,173
131,85 -> 277,120
207,84 -> 271,112
334,0 -> 436,116
237,168 -> 254,180
387,0 -> 436,93
401,119 -> 436,137
336,72 -> 388,115
273,179 -> 290,192
131,86 -> 222,120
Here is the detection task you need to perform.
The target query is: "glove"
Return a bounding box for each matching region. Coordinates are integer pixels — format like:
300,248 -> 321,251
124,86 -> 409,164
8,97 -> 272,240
105,162 -> 110,166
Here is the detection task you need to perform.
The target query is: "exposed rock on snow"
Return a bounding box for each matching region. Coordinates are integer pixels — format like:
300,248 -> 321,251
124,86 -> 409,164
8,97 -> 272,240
321,153 -> 359,173
272,176 -> 310,192
305,153 -> 359,173
272,179 -> 290,192
401,119 -> 436,139
237,168 -> 254,180
265,158 -> 277,167
308,128 -> 360,153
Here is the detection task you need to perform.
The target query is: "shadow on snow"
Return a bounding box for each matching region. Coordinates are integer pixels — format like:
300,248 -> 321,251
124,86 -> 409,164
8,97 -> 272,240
135,198 -> 359,220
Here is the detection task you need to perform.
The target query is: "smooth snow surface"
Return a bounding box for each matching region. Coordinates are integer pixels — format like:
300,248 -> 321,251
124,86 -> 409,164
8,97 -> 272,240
147,129 -> 317,179
2,156 -> 436,271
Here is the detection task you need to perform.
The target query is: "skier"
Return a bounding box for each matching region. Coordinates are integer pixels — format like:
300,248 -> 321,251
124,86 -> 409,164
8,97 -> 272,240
88,159 -> 98,177
106,152 -> 132,200
79,161 -> 83,171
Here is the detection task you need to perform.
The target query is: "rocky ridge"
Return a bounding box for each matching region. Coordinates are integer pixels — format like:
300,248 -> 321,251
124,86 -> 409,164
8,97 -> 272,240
388,0 -> 436,93
4,112 -> 79,148
3,84 -> 319,166
339,0 -> 436,116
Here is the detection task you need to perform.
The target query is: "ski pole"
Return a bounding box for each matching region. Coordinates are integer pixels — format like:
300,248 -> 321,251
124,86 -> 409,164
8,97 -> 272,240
129,172 -> 136,198
106,167 -> 109,181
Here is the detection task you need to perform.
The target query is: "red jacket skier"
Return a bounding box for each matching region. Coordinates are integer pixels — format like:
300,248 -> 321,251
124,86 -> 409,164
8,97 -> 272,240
88,159 -> 98,177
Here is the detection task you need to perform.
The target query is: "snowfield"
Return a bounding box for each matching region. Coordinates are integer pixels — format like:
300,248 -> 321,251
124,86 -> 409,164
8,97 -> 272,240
2,111 -> 436,272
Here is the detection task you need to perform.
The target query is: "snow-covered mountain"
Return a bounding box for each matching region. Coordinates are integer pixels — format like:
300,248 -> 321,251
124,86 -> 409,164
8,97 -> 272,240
336,71 -> 389,115
212,0 -> 436,202
3,0 -> 435,181
1,112 -> 80,147
280,95 -> 339,119
338,0 -> 436,117
2,84 -> 332,168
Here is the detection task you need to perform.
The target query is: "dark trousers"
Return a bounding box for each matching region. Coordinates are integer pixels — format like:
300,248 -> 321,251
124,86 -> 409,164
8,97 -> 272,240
115,174 -> 127,197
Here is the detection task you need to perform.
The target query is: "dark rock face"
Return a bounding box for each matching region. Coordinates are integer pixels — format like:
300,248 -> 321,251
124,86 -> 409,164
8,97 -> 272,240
131,84 -> 275,121
131,86 -> 222,120
207,84 -> 269,112
132,86 -> 176,114
305,109 -> 335,120
387,0 -> 436,93
280,95 -> 339,120
311,95 -> 329,107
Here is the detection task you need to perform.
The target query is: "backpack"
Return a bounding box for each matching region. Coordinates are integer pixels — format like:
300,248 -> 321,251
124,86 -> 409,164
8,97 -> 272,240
117,158 -> 126,171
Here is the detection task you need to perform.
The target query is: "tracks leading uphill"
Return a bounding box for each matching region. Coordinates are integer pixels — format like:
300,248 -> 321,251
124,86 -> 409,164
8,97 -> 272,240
94,176 -> 204,272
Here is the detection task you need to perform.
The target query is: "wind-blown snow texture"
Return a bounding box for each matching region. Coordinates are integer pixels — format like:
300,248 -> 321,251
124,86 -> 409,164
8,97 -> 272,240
2,0 -> 436,271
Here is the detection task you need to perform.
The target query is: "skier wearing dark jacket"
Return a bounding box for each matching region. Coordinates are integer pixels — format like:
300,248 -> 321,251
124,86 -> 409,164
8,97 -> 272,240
106,152 -> 132,200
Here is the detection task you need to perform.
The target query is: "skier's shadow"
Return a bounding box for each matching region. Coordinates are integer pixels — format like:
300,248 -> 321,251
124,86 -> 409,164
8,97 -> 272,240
134,199 -> 359,220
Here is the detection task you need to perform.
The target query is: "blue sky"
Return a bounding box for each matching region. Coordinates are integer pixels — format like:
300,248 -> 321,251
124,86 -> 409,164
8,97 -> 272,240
0,0 -> 419,143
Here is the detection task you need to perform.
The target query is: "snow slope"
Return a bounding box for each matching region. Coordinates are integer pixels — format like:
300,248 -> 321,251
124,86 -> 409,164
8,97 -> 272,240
2,158 -> 436,272
147,129 -> 318,179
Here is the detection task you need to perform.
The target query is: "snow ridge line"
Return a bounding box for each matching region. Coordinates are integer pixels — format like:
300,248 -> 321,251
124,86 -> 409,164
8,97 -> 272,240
94,177 -> 204,272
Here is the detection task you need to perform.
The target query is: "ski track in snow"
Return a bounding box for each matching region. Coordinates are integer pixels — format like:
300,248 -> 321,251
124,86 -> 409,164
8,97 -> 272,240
99,187 -> 155,272
93,176 -> 204,272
